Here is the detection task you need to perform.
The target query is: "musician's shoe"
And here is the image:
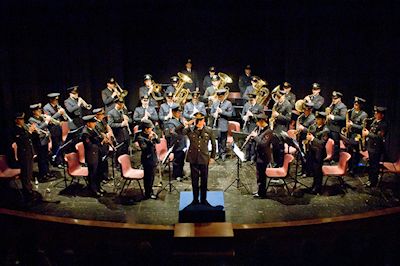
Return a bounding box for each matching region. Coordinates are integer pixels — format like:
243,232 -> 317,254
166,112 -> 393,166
221,154 -> 226,162
253,193 -> 267,199
57,164 -> 65,169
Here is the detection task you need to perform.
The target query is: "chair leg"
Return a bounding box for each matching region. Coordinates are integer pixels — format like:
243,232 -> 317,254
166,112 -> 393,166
265,177 -> 272,195
137,180 -> 144,196
119,179 -> 128,196
338,176 -> 348,192
13,178 -> 24,201
283,179 -> 291,196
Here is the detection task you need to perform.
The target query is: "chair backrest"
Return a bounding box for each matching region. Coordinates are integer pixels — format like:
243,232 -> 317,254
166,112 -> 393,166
287,129 -> 297,140
338,152 -> 351,174
228,92 -> 241,100
282,154 -> 295,175
325,138 -> 334,160
0,155 -> 8,172
228,121 -> 240,137
156,138 -> 168,160
118,154 -> 133,176
133,125 -> 139,134
75,142 -> 85,164
61,121 -> 70,142
64,152 -> 80,174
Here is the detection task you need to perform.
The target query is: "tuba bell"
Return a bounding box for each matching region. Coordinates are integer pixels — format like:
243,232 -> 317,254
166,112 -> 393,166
217,72 -> 233,101
254,79 -> 270,105
173,72 -> 193,105
295,99 -> 305,113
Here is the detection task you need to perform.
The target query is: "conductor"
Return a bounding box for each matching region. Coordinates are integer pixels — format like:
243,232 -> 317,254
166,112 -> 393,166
183,112 -> 216,205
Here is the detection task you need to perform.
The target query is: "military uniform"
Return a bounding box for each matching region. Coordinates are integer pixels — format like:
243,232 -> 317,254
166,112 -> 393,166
211,99 -> 233,159
183,123 -> 216,204
254,126 -> 274,197
158,102 -> 174,123
101,88 -> 117,114
183,101 -> 207,120
241,100 -> 264,161
271,99 -> 292,166
309,94 -> 324,112
326,97 -> 347,161
297,112 -> 316,145
181,69 -> 199,92
95,117 -> 111,181
64,96 -> 83,130
202,75 -> 212,94
203,86 -> 218,102
108,107 -> 131,157
133,106 -> 159,124
139,86 -> 163,107
242,85 -> 256,100
29,114 -> 51,180
165,117 -> 186,179
347,105 -> 368,172
43,102 -> 63,166
285,91 -> 296,109
238,74 -> 252,97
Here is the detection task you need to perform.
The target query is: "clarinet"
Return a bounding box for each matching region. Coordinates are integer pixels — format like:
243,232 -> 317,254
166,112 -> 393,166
213,101 -> 222,128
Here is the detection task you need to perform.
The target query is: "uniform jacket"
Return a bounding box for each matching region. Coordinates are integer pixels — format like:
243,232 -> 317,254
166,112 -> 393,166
327,102 -> 347,133
203,75 -> 212,93
241,102 -> 264,132
349,109 -> 368,136
211,100 -> 234,132
28,116 -> 50,146
272,99 -> 292,133
203,86 -> 217,99
254,127 -> 274,164
285,91 -> 296,109
64,97 -> 83,130
43,103 -> 62,121
14,125 -> 34,158
183,125 -> 216,165
367,119 -> 387,154
133,106 -> 158,123
81,126 -> 102,165
159,102 -> 173,122
164,117 -> 186,152
101,88 -> 116,114
183,101 -> 207,120
310,94 -> 324,111
238,74 -> 252,96
297,113 -> 316,140
137,132 -> 160,167
309,124 -> 330,162
108,108 -> 131,142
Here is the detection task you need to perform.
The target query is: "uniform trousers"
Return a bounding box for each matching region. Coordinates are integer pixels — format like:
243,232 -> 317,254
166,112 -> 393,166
190,163 -> 208,203
172,150 -> 185,178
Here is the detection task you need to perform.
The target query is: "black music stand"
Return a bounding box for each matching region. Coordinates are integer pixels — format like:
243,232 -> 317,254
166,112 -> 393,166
157,144 -> 178,196
224,131 -> 251,193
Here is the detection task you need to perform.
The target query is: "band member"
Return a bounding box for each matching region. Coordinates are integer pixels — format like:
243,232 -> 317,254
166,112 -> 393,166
211,88 -> 234,161
202,66 -> 216,94
165,76 -> 179,95
43,92 -> 65,167
14,112 -> 36,201
93,107 -> 113,181
183,112 -> 216,205
158,92 -> 175,126
243,76 -> 260,100
203,74 -> 220,105
304,112 -> 330,194
133,95 -> 159,124
139,74 -> 163,107
184,88 -> 207,121
345,97 -> 368,173
165,104 -> 186,181
363,106 -> 387,187
296,101 -> 316,147
101,78 -> 119,114
181,58 -> 199,92
241,93 -> 263,162
28,103 -> 52,182
64,86 -> 87,130
270,88 -> 292,166
137,119 -> 159,199
304,83 -> 325,112
108,98 -> 131,158
238,65 -> 252,97
326,91 -> 347,162
250,113 -> 274,198
81,115 -> 105,197
282,82 -> 296,109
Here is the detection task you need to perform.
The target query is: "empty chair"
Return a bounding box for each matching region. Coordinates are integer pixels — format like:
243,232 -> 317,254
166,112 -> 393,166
324,138 -> 335,162
0,155 -> 22,199
61,121 -> 70,142
75,142 -> 85,164
265,154 -> 295,195
380,157 -> 400,184
64,152 -> 88,185
118,154 -> 144,196
227,121 -> 240,146
322,152 -> 351,192
155,138 -> 174,183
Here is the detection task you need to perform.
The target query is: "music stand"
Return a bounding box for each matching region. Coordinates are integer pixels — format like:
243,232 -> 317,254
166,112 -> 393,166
157,144 -> 178,196
224,131 -> 251,193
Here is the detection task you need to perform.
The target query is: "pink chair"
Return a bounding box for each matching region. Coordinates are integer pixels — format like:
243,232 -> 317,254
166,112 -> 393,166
61,121 -> 70,142
380,157 -> 400,184
265,154 -> 295,195
0,154 -> 21,191
228,92 -> 241,101
322,152 -> 351,191
117,154 -> 144,196
227,121 -> 240,146
155,138 -> 174,183
340,140 -> 346,150
324,138 -> 335,162
64,152 -> 88,185
75,142 -> 85,164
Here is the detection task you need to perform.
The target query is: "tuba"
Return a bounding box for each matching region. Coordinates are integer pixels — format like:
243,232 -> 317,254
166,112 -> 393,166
253,79 -> 269,105
217,72 -> 232,101
173,72 -> 192,105
295,99 -> 305,113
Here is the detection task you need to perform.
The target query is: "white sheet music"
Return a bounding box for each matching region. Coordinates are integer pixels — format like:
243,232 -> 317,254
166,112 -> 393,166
232,143 -> 246,162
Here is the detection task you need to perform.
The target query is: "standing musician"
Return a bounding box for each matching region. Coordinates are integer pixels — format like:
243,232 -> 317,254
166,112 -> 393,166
181,58 -> 200,92
250,113 -> 274,198
202,66 -> 216,94
326,91 -> 347,162
14,112 -> 36,201
64,86 -> 90,130
304,112 -> 330,194
238,65 -> 252,97
93,107 -> 114,182
211,88 -> 234,161
139,74 -> 163,107
137,119 -> 159,199
241,93 -> 263,162
101,78 -> 119,114
296,101 -> 316,148
363,106 -> 388,188
270,87 -> 292,167
165,76 -> 179,95
81,115 -> 105,197
133,95 -> 159,125
164,104 -> 186,181
243,76 -> 260,100
158,91 -> 176,130
203,74 -> 220,106
28,103 -> 53,182
108,98 -> 131,159
183,112 -> 216,205
304,83 -> 325,112
184,88 -> 207,121
282,82 -> 296,109
43,92 -> 66,168
344,97 -> 368,174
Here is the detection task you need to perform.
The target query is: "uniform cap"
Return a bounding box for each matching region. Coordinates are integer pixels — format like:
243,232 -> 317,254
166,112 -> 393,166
47,92 -> 60,99
82,114 -> 97,122
332,91 -> 343,99
30,103 -> 42,110
93,107 -> 105,115
144,74 -> 152,81
211,74 -> 220,82
67,86 -> 79,93
312,83 -> 320,90
141,119 -> 154,129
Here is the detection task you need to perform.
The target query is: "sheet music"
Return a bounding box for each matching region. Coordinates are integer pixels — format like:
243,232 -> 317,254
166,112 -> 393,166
162,145 -> 174,165
232,143 -> 246,162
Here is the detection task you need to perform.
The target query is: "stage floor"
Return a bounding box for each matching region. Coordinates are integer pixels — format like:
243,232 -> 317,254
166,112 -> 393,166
1,154 -> 399,225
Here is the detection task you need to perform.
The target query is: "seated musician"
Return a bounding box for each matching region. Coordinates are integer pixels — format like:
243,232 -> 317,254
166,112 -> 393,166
159,91 -> 175,125
203,74 -> 220,106
241,93 -> 263,163
133,95 -> 159,125
108,98 -> 131,159
139,74 -> 163,107
165,76 -> 179,95
242,76 -> 260,100
296,101 -> 316,148
184,88 -> 207,121
202,66 -> 216,94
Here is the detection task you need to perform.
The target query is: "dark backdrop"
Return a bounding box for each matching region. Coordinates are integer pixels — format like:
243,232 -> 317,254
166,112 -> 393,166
1,0 -> 399,159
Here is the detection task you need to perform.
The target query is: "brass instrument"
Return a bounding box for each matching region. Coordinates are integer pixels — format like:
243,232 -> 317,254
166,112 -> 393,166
253,79 -> 270,105
56,104 -> 73,123
302,125 -> 317,153
150,80 -> 164,102
123,114 -> 132,135
355,117 -> 374,151
173,72 -> 192,105
114,81 -> 129,99
268,86 -> 282,130
41,114 -> 60,126
78,97 -> 92,109
295,99 -> 305,113
340,108 -> 353,137
210,72 -> 232,102
27,123 -> 50,137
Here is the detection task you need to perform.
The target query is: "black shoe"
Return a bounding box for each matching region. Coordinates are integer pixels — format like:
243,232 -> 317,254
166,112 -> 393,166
200,200 -> 212,207
253,193 -> 266,199
190,200 -> 200,205
310,186 -> 322,195
221,154 -> 226,162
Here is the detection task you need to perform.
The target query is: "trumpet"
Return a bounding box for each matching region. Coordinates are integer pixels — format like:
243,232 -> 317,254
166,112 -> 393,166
56,104 -> 73,122
78,97 -> 92,109
41,114 -> 60,126
26,123 -> 50,137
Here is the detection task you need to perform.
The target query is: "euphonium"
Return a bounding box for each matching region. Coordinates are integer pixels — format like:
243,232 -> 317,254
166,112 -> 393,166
173,72 -> 192,105
254,79 -> 269,105
217,72 -> 232,101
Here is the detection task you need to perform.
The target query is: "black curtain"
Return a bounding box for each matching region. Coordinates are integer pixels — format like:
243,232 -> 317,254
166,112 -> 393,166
1,0 -> 399,159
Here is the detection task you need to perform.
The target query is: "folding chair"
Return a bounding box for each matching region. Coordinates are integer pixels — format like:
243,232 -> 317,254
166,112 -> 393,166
117,154 -> 144,196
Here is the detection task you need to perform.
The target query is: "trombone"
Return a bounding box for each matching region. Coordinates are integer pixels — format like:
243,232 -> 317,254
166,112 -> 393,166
114,81 -> 129,99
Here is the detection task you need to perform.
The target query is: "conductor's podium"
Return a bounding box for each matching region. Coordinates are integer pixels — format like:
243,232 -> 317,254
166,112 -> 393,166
179,191 -> 225,223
